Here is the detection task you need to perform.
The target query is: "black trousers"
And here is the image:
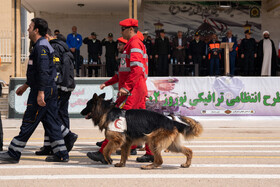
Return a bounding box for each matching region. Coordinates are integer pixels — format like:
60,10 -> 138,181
243,53 -> 255,76
156,55 -> 169,76
8,87 -> 68,160
106,56 -> 117,77
88,56 -> 100,77
148,58 -> 156,76
72,49 -> 80,76
193,55 -> 203,76
43,90 -> 72,147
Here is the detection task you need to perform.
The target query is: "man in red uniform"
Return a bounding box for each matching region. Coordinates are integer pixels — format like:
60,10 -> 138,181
87,18 -> 154,164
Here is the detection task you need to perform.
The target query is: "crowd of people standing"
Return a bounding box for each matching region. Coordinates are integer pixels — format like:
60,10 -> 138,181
59,26 -> 279,77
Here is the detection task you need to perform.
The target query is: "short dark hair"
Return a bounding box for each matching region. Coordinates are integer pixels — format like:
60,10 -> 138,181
31,18 -> 48,37
56,34 -> 66,42
54,29 -> 60,33
47,28 -> 53,36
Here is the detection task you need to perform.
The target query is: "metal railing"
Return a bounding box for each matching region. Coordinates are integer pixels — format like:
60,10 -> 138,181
0,30 -> 30,63
21,33 -> 29,62
0,30 -> 12,63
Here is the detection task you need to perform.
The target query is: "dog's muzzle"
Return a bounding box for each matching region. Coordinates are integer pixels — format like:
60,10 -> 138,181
85,112 -> 92,119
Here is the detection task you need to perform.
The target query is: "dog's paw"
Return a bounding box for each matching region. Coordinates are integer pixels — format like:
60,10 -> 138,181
141,164 -> 156,170
115,162 -> 125,167
181,163 -> 190,168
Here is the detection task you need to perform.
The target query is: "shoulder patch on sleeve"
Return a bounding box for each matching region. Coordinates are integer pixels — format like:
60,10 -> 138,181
41,48 -> 47,56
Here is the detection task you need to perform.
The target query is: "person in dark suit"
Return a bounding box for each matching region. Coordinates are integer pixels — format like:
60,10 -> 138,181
239,30 -> 257,76
83,32 -> 102,77
102,33 -> 118,77
222,30 -> 238,76
154,30 -> 171,76
172,31 -> 187,75
189,32 -> 206,76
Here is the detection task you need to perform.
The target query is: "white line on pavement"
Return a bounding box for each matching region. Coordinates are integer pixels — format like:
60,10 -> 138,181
4,144 -> 280,148
4,141 -> 280,146
16,150 -> 280,154
0,174 -> 280,180
1,164 -> 280,169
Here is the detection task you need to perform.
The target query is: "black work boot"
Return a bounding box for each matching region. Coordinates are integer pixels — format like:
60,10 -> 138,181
87,151 -> 112,164
35,146 -> 53,155
64,132 -> 78,152
45,155 -> 69,162
0,152 -> 19,163
96,140 -> 105,147
136,154 -> 154,162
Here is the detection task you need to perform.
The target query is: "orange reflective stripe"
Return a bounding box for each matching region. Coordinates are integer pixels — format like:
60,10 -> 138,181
214,43 -> 220,48
209,44 -> 215,49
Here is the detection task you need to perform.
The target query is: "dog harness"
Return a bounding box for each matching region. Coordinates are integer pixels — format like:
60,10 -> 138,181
167,115 -> 190,126
108,110 -> 127,133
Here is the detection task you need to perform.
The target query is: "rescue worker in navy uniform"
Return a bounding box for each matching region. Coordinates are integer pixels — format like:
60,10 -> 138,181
34,30 -> 78,156
0,18 -> 69,163
239,30 -> 257,76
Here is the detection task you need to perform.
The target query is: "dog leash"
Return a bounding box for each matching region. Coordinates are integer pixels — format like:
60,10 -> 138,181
119,93 -> 131,109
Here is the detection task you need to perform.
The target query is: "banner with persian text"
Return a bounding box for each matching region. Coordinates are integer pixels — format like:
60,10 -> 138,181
8,77 -> 280,118
146,77 -> 280,116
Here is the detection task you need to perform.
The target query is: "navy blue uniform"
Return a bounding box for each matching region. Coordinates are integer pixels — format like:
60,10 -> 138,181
8,37 -> 68,160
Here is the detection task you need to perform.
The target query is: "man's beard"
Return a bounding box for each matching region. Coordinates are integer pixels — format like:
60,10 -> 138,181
264,37 -> 269,39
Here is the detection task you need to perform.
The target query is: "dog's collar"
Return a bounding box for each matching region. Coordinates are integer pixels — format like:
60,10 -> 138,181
120,110 -> 126,117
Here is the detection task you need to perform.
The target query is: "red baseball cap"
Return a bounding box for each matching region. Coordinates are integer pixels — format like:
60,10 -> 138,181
117,37 -> 127,44
119,18 -> 138,27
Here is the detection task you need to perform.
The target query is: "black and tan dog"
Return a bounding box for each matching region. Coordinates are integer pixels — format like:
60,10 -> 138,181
81,93 -> 203,169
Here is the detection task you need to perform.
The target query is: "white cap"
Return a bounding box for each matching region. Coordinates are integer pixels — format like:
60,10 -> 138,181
263,31 -> 270,35
143,31 -> 149,35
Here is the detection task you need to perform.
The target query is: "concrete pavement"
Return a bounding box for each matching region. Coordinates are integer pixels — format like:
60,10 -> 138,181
0,117 -> 280,186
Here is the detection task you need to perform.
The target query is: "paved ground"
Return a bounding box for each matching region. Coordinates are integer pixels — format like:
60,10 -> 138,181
0,116 -> 280,187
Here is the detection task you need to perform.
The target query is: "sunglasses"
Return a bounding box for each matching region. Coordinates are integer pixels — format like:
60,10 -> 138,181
121,27 -> 130,32
117,43 -> 125,47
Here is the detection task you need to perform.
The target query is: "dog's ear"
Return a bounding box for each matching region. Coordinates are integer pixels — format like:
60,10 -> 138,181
93,93 -> 98,100
99,93 -> 106,99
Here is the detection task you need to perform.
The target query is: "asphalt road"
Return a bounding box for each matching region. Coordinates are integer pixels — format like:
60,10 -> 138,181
0,116 -> 280,187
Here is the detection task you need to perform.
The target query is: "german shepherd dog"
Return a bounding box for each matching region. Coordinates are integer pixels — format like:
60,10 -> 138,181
81,93 -> 203,169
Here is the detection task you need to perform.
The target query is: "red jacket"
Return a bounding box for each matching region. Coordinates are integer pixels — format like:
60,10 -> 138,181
104,35 -> 148,109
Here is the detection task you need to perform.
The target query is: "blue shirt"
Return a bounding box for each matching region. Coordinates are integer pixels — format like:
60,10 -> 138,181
66,33 -> 82,50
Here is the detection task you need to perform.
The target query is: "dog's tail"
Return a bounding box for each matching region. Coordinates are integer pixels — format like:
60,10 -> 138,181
171,115 -> 203,140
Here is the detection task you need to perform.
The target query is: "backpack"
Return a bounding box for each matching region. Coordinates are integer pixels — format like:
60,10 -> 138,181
55,51 -> 76,92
